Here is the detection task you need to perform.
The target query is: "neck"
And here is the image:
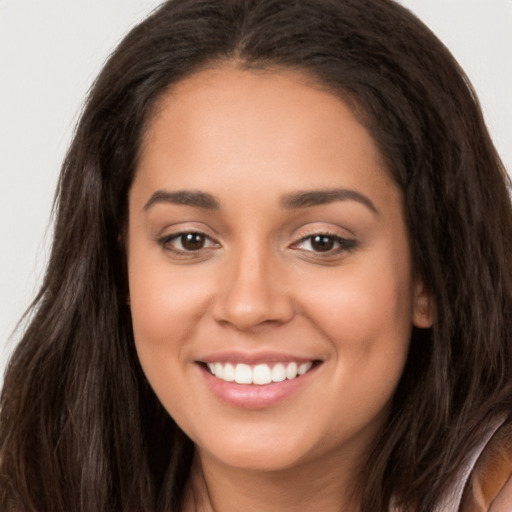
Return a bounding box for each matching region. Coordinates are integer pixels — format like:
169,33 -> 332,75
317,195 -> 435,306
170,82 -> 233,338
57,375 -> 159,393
182,448 -> 363,512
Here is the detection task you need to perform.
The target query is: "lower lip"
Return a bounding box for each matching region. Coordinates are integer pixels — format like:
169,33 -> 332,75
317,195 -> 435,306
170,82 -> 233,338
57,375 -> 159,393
198,364 -> 318,409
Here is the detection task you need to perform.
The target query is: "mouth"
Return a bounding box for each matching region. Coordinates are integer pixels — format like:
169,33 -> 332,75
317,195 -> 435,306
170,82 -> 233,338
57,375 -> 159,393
196,353 -> 323,408
203,360 -> 316,385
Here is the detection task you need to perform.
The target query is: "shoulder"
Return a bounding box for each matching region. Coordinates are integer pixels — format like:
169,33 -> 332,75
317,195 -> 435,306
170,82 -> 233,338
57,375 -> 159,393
489,474 -> 512,512
462,421 -> 512,511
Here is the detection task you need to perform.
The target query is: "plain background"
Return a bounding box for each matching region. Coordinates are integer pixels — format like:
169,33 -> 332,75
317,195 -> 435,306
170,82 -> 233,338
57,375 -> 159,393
1,0 -> 511,384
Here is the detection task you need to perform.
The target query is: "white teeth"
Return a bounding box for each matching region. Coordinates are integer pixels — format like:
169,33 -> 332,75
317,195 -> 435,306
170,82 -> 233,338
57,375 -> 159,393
253,364 -> 272,385
223,363 -> 235,382
298,361 -> 313,375
271,363 -> 286,382
286,362 -> 297,379
206,361 -> 314,385
234,363 -> 252,384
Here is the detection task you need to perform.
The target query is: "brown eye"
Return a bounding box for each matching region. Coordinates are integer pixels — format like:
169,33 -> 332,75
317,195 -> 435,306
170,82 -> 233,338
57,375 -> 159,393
180,233 -> 206,251
310,235 -> 335,252
158,231 -> 218,255
292,233 -> 357,256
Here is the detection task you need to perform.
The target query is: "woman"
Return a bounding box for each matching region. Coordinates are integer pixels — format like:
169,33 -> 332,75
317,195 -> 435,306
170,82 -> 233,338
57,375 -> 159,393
1,0 -> 511,510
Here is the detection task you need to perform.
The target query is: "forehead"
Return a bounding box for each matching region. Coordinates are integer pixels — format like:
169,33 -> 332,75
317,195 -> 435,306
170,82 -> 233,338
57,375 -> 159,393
133,64 -> 400,214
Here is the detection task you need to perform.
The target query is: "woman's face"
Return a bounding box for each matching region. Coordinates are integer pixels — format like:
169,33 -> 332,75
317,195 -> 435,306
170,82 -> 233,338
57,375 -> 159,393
127,66 -> 432,473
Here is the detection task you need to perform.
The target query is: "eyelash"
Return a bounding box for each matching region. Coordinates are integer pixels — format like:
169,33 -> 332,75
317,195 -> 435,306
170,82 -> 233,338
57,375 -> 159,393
158,230 -> 357,259
291,233 -> 357,255
158,232 -> 219,256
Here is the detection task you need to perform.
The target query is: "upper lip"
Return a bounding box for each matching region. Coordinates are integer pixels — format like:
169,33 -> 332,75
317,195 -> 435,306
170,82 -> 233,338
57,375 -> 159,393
198,351 -> 319,365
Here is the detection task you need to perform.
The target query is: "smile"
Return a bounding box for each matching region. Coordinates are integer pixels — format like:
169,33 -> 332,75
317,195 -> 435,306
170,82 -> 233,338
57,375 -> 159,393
206,361 -> 314,385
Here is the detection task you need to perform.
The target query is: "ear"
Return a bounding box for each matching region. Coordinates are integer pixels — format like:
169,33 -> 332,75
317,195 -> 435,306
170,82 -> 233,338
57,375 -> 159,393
412,278 -> 434,328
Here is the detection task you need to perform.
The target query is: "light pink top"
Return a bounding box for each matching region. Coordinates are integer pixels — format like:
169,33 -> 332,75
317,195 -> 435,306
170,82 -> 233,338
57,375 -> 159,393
392,415 -> 511,512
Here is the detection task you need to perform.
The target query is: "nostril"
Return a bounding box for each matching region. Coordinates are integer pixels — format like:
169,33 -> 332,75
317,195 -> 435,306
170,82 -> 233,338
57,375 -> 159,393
212,285 -> 295,331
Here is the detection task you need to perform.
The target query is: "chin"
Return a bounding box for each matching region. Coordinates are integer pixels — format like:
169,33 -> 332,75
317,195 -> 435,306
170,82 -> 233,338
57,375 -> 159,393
193,426 -> 324,473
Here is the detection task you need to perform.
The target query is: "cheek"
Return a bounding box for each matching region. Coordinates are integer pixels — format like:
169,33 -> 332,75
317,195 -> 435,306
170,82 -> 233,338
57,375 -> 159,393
127,257 -> 214,425
303,261 -> 414,426
305,265 -> 413,344
127,241 -> 210,377
297,248 -> 415,400
128,231 -> 208,327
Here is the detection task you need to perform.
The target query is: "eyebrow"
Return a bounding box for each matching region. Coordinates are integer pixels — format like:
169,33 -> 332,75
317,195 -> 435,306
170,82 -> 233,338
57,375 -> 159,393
143,187 -> 378,214
281,188 -> 379,214
143,190 -> 220,211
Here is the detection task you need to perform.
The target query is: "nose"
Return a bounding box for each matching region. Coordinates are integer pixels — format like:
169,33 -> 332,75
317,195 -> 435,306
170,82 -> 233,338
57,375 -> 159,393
211,247 -> 295,332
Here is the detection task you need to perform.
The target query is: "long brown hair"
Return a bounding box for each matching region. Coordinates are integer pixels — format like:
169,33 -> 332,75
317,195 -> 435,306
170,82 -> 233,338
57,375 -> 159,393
2,1 -> 512,510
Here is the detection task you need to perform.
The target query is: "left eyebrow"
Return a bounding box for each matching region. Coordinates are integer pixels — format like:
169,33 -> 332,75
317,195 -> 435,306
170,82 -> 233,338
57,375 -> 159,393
143,190 -> 220,211
281,188 -> 379,215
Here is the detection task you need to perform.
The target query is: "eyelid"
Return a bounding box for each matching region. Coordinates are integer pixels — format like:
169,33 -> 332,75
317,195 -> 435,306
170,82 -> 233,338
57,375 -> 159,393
292,234 -> 356,251
165,231 -> 217,247
155,221 -> 218,242
156,226 -> 221,257
288,225 -> 358,256
289,223 -> 355,242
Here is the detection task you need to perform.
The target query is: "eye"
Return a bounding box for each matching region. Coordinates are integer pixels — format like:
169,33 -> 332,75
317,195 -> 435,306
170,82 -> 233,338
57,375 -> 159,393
159,231 -> 219,254
292,233 -> 356,255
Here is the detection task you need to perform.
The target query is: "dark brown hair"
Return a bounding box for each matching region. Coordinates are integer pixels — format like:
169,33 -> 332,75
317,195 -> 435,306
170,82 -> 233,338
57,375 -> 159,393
2,1 -> 512,510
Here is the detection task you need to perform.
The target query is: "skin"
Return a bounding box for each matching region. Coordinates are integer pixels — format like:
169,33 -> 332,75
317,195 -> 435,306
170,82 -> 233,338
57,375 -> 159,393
127,64 -> 433,511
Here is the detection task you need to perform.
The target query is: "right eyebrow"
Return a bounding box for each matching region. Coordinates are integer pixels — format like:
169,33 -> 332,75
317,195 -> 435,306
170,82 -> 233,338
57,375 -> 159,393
143,190 -> 220,211
281,188 -> 379,215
